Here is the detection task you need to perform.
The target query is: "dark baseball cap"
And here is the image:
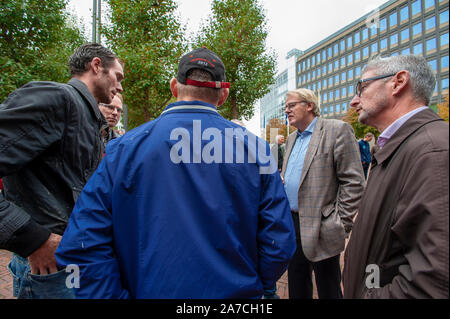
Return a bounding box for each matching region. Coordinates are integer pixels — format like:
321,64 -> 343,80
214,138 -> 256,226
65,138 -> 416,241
177,47 -> 231,89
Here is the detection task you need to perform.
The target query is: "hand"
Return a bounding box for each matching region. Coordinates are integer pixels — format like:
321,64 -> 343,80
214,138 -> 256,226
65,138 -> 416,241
28,233 -> 62,275
281,175 -> 285,184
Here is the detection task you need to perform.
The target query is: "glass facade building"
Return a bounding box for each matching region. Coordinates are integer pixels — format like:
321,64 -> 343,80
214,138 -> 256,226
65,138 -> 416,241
294,0 -> 449,119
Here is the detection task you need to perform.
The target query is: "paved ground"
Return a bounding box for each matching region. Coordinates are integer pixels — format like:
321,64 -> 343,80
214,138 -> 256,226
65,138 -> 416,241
0,249 -> 343,299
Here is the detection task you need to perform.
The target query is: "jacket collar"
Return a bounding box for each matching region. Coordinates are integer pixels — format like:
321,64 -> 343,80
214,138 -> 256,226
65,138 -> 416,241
68,78 -> 106,125
373,108 -> 443,166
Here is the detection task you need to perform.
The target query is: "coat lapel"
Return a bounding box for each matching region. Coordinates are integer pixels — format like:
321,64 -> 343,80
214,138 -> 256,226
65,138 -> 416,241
281,131 -> 297,177
298,117 -> 323,188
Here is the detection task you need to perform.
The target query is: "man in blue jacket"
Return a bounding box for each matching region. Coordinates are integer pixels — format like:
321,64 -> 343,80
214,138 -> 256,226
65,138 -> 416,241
358,133 -> 374,179
56,48 -> 296,299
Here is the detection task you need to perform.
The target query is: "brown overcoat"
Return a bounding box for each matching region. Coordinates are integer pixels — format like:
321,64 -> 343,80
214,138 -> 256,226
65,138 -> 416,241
343,108 -> 449,298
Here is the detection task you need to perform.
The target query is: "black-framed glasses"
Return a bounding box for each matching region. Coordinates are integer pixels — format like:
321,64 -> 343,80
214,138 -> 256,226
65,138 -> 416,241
99,103 -> 123,114
356,73 -> 397,97
285,101 -> 309,110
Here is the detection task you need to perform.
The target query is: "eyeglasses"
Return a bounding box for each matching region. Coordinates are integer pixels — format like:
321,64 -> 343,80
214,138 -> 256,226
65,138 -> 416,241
285,101 -> 309,110
355,73 -> 397,97
99,103 -> 123,114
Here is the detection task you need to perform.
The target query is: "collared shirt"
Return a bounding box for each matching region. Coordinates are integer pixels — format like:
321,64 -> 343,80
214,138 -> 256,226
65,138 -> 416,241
377,106 -> 428,148
284,117 -> 318,212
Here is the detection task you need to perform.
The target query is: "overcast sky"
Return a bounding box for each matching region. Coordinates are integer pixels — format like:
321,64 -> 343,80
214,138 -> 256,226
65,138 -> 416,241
68,0 -> 389,134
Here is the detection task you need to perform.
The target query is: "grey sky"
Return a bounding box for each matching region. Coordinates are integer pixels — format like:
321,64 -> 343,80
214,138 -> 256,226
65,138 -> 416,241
68,0 -> 389,133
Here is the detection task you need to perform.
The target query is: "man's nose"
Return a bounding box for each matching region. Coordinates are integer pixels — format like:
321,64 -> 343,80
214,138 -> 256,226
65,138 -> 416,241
350,95 -> 360,108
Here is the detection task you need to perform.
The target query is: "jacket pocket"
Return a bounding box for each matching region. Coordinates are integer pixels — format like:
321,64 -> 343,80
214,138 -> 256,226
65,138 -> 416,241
321,203 -> 335,219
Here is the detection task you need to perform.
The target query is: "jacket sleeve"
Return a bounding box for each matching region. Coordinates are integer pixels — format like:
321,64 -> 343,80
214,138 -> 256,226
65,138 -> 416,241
55,154 -> 130,299
0,83 -> 67,257
257,156 -> 296,290
334,123 -> 365,233
364,150 -> 449,299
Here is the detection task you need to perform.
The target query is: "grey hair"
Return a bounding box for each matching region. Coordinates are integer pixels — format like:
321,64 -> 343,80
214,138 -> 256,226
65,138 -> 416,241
363,55 -> 436,105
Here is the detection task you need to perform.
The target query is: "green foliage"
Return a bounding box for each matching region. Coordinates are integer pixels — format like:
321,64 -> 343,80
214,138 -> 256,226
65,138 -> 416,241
103,0 -> 187,129
0,0 -> 86,101
195,0 -> 276,120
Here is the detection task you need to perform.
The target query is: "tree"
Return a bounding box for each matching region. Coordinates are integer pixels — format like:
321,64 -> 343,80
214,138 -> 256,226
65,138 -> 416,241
437,95 -> 449,123
342,108 -> 378,139
264,118 -> 296,143
195,0 -> 276,120
0,0 -> 86,101
103,0 -> 187,129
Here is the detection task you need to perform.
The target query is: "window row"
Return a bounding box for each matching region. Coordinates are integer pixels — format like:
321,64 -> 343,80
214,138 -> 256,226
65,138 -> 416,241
299,6 -> 448,72
322,102 -> 348,115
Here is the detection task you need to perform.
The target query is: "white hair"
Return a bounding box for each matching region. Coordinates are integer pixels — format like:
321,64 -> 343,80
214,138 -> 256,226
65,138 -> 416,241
363,55 -> 436,105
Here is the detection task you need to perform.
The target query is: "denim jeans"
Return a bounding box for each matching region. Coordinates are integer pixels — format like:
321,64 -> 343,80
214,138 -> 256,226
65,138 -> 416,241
7,253 -> 75,299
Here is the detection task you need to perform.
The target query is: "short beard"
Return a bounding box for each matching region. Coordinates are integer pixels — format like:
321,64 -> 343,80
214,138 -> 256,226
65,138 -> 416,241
358,92 -> 390,127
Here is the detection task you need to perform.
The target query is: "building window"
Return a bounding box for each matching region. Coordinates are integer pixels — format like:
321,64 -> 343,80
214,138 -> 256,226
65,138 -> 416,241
425,0 -> 435,9
348,84 -> 354,95
335,89 -> 340,99
323,79 -> 327,88
328,63 -> 333,73
389,12 -> 398,27
371,42 -> 378,54
370,26 -> 377,37
312,70 -> 316,79
347,36 -> 353,48
355,66 -> 361,76
328,47 -> 332,58
323,107 -> 328,114
441,55 -> 449,69
426,37 -> 437,51
342,102 -> 348,112
340,57 -> 345,67
401,28 -> 409,42
413,42 -> 423,55
342,87 -> 347,96
442,78 -> 449,90
329,77 -> 333,87
318,81 -> 322,90
307,72 -> 311,81
426,16 -> 436,30
323,93 -> 327,102
412,0 -> 422,16
348,69 -> 354,79
317,68 -> 321,77
362,28 -> 369,41
440,10 -> 449,25
340,39 -> 345,52
428,59 -> 438,71
323,65 -> 327,75
441,33 -> 449,46
307,58 -> 310,69
381,38 -> 388,50
329,105 -> 334,113
355,32 -> 360,44
312,56 -> 316,66
329,91 -> 334,100
341,71 -> 346,82
317,53 -> 321,64
412,22 -> 422,36
334,74 -> 339,84
400,6 -> 409,22
334,60 -> 339,69
363,46 -> 369,57
380,18 -> 387,32
355,50 -> 361,61
390,33 -> 398,46
401,47 -> 410,55
298,76 -> 302,84
322,50 -> 326,61
347,53 -> 353,64
334,43 -> 339,56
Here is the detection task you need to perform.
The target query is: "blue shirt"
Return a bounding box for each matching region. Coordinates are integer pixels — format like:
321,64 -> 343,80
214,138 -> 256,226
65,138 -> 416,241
284,117 -> 317,212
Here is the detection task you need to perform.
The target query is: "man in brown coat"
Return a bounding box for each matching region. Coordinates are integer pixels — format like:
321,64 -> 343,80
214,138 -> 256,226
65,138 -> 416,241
344,55 -> 449,298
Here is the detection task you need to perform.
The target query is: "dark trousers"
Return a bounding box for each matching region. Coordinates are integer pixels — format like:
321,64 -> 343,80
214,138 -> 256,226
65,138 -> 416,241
288,212 -> 343,299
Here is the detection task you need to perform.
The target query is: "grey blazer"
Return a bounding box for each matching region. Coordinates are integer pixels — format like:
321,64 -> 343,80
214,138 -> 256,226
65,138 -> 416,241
281,117 -> 365,262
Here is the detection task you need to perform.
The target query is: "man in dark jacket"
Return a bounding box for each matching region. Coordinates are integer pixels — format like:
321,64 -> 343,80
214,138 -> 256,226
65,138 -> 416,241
0,43 -> 124,298
344,55 -> 448,298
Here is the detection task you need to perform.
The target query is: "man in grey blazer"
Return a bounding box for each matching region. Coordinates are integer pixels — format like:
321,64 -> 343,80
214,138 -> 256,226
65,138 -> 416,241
281,88 -> 364,299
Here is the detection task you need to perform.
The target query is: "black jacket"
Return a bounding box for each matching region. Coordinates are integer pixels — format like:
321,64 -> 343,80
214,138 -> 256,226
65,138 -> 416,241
0,78 -> 107,257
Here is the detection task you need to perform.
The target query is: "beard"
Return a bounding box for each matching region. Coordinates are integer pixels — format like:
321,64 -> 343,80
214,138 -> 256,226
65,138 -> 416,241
93,72 -> 113,104
358,93 -> 390,126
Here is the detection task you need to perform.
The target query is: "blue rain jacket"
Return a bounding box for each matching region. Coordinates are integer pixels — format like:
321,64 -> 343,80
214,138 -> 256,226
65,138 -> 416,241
56,101 -> 296,299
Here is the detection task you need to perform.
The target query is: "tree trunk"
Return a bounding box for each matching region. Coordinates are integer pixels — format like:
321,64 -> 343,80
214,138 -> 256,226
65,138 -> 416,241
231,98 -> 238,120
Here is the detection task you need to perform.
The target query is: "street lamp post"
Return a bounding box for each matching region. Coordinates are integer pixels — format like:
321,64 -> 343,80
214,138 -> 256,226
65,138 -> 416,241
92,0 -> 101,43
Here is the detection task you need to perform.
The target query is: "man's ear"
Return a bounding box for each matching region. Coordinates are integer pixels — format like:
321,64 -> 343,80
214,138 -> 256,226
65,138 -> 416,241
217,88 -> 229,107
392,70 -> 410,97
170,78 -> 178,98
89,57 -> 102,75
